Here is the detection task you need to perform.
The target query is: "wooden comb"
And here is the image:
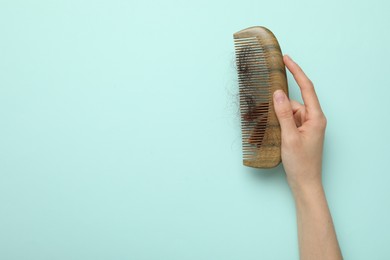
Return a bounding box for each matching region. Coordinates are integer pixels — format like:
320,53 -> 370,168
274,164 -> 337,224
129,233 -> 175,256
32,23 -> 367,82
233,26 -> 288,168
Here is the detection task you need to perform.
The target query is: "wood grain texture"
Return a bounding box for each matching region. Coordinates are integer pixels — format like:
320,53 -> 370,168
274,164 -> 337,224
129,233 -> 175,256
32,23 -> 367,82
234,26 -> 288,168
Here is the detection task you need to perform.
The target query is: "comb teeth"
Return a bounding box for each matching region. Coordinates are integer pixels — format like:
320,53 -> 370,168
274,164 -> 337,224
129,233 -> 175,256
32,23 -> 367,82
234,37 -> 271,160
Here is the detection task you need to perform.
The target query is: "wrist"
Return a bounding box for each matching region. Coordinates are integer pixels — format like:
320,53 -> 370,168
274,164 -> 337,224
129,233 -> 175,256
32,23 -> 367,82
288,177 -> 324,203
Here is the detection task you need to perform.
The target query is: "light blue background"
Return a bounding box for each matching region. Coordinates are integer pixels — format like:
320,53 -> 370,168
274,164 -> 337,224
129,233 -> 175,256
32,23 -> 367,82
1,0 -> 389,259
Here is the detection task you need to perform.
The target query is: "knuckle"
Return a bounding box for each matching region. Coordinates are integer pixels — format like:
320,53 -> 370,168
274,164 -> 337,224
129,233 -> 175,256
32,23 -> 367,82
313,114 -> 327,129
308,79 -> 314,86
277,108 -> 293,120
304,79 -> 314,89
322,115 -> 327,127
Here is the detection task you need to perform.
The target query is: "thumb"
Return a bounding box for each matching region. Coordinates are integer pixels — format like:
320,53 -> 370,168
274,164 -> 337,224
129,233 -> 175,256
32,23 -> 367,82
273,90 -> 298,135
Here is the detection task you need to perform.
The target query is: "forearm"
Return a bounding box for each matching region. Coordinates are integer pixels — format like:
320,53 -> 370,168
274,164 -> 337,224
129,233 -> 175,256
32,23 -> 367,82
292,180 -> 342,260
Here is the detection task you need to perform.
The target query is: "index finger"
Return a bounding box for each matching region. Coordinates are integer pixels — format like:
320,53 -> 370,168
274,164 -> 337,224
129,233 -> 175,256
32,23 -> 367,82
283,55 -> 323,116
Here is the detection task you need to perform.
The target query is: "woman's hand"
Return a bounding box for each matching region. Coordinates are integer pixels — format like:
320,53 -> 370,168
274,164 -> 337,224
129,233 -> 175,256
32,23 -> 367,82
273,55 -> 327,195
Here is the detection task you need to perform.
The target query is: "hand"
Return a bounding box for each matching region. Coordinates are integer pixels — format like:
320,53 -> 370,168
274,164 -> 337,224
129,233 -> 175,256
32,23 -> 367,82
274,56 -> 342,260
273,55 -> 327,195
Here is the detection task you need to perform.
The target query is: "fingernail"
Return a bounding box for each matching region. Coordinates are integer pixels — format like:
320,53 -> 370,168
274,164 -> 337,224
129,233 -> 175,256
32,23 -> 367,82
285,54 -> 292,62
274,90 -> 285,104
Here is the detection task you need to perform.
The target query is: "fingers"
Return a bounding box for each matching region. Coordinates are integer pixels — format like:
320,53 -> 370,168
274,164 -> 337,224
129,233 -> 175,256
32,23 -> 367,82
290,100 -> 304,113
290,100 -> 304,127
283,55 -> 323,116
273,90 -> 298,136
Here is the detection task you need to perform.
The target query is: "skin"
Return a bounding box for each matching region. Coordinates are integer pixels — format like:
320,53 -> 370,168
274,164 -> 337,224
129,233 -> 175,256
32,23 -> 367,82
273,55 -> 342,260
